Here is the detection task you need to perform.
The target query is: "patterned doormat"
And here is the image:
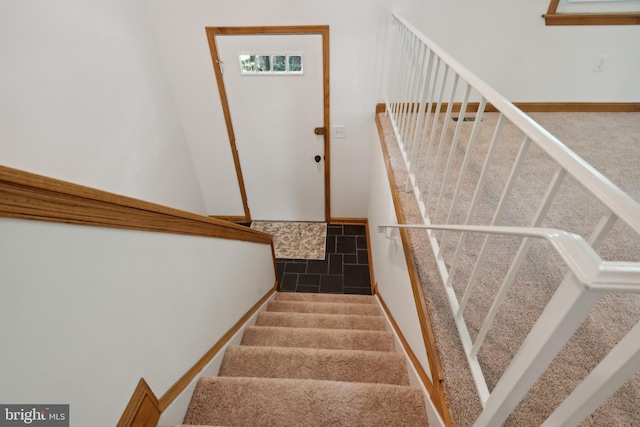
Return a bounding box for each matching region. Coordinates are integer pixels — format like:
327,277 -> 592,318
250,221 -> 327,260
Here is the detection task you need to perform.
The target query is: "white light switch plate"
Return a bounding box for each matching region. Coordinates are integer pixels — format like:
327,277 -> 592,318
332,125 -> 347,138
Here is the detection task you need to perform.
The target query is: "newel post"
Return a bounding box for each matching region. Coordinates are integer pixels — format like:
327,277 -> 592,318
473,274 -> 604,427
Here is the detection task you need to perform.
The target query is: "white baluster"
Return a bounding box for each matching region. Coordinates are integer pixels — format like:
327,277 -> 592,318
473,275 -> 604,426
540,321 -> 640,427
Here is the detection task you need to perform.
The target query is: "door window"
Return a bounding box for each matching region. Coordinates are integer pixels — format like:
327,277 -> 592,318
238,54 -> 303,75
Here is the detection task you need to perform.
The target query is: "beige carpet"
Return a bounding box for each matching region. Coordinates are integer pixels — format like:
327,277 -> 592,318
180,292 -> 429,426
379,111 -> 640,426
250,221 -> 327,260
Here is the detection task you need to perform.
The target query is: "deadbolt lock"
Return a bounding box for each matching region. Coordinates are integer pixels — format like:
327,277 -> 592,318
314,127 -> 326,136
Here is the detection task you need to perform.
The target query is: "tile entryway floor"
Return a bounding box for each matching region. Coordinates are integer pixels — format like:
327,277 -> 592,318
276,224 -> 372,295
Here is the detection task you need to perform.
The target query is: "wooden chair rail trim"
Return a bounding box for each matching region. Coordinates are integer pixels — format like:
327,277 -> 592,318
158,286 -> 277,410
0,165 -> 272,244
375,114 -> 452,426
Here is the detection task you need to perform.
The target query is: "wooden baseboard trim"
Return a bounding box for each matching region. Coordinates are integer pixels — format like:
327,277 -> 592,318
272,245 -> 281,291
377,293 -> 434,394
0,165 -> 271,245
209,215 -> 249,223
117,286 -> 277,426
158,286 -> 277,411
375,113 -> 452,427
363,219 -> 376,293
376,102 -> 640,114
329,217 -> 368,224
116,378 -> 160,427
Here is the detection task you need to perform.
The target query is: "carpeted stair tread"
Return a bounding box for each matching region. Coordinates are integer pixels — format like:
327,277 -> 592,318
275,292 -> 376,305
219,345 -> 410,385
255,311 -> 388,331
267,300 -> 381,316
241,326 -> 396,352
179,292 -> 429,426
183,376 -> 429,427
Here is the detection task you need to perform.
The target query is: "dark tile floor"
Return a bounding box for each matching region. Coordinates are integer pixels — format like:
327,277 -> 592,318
276,224 -> 372,295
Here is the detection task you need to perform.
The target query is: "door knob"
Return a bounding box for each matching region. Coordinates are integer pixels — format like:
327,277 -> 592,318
314,127 -> 326,136
314,155 -> 322,163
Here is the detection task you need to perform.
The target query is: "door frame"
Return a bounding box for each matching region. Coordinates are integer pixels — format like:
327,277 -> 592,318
205,25 -> 331,223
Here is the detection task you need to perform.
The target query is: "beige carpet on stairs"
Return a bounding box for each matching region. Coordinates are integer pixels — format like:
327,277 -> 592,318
179,292 -> 429,427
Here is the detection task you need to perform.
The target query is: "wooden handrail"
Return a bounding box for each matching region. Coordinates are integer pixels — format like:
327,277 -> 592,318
0,165 -> 279,426
0,165 -> 272,244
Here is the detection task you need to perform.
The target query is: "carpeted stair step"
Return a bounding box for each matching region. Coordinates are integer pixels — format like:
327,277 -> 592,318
183,376 -> 429,427
241,326 -> 396,352
255,311 -> 388,331
275,291 -> 376,305
267,300 -> 381,316
176,292 -> 429,426
219,345 -> 410,385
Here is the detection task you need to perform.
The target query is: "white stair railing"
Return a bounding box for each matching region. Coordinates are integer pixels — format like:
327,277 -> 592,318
378,224 -> 640,426
381,13 -> 640,427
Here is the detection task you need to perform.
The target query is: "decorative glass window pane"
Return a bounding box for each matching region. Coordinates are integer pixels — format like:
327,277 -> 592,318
288,55 -> 302,72
272,55 -> 286,72
255,55 -> 271,72
239,53 -> 303,75
239,55 -> 256,73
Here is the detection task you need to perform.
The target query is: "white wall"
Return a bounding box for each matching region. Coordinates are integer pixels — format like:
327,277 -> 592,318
399,0 -> 640,102
368,120 -> 453,426
366,123 -> 432,380
3,1 -> 635,220
158,291 -> 276,425
0,0 -> 206,214
144,0 -> 406,218
0,217 -> 276,427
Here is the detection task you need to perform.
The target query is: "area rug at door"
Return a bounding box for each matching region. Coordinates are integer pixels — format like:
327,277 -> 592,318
250,221 -> 327,260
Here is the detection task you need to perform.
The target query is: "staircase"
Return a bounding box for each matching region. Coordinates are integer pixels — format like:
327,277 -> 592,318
177,292 -> 429,426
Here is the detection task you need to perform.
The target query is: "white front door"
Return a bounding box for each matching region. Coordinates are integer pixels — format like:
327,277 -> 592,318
216,34 -> 326,222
